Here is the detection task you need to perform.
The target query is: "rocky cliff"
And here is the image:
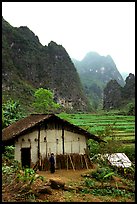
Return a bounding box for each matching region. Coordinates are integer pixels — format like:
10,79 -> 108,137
2,18 -> 90,112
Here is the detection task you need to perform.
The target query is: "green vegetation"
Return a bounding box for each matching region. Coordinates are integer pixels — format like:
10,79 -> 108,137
2,18 -> 90,113
103,74 -> 135,112
117,144 -> 135,163
2,145 -> 45,202
2,78 -> 36,114
58,112 -> 135,141
32,88 -> 61,113
80,155 -> 135,200
2,17 -> 135,202
91,167 -> 114,182
2,99 -> 26,128
81,187 -> 134,198
58,112 -> 135,161
17,168 -> 44,185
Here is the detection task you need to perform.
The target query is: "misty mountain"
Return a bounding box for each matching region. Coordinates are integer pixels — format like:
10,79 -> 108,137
2,17 -> 90,113
103,73 -> 135,114
72,52 -> 125,109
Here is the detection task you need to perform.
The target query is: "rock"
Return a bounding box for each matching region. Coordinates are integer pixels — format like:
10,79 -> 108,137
49,178 -> 65,189
76,186 -> 84,193
81,173 -> 91,178
76,186 -> 83,191
38,186 -> 52,195
63,185 -> 75,191
35,174 -> 40,179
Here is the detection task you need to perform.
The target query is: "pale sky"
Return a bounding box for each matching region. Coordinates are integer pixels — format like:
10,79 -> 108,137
2,2 -> 135,74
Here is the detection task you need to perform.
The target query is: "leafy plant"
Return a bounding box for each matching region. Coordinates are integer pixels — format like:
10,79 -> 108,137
91,167 -> 114,181
88,122 -> 122,157
87,140 -> 100,157
2,164 -> 14,175
2,99 -> 25,128
81,184 -> 134,198
117,144 -> 135,163
85,178 -> 95,188
17,168 -> 44,185
91,187 -> 134,197
3,145 -> 15,160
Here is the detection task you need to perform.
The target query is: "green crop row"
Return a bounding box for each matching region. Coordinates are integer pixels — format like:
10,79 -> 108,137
58,113 -> 135,144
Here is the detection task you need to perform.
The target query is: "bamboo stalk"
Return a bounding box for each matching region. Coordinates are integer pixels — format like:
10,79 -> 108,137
69,154 -> 75,171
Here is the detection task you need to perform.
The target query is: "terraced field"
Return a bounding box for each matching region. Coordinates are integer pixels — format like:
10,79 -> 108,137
58,113 -> 135,144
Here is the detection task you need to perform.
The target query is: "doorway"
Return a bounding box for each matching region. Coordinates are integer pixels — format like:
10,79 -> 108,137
21,148 -> 31,168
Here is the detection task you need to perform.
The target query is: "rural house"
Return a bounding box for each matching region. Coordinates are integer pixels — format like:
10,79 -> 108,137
2,114 -> 104,170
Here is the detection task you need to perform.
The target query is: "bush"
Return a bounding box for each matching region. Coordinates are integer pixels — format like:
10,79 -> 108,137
117,165 -> 135,180
91,166 -> 114,181
17,168 -> 44,185
85,178 -> 95,188
117,145 -> 135,163
3,145 -> 15,159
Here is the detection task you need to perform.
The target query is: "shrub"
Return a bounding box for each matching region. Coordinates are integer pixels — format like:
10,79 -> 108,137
117,145 -> 135,163
17,168 -> 44,185
91,166 -> 114,181
4,145 -> 15,159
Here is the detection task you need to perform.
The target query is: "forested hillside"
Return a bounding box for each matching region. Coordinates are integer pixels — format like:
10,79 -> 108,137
2,17 -> 90,113
103,73 -> 135,114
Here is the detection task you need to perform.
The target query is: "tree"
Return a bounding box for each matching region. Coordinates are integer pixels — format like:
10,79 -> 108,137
2,99 -> 25,129
32,88 -> 60,113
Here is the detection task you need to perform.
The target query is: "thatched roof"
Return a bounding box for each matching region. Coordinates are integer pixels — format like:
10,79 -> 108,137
2,114 -> 105,143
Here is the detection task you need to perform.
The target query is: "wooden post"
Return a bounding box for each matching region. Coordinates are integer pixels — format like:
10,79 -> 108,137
84,154 -> 88,169
84,148 -> 93,168
67,154 -> 68,170
62,125 -> 65,154
69,154 -> 75,171
81,154 -> 83,168
38,126 -> 41,170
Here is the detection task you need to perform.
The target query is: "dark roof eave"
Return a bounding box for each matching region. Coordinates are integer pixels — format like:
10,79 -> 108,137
2,114 -> 106,143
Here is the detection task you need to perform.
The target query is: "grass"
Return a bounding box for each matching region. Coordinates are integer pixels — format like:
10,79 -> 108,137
105,136 -> 135,141
58,113 -> 135,144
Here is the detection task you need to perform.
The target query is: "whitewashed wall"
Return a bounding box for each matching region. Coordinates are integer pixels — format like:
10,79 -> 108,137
64,130 -> 87,154
14,122 -> 88,165
40,127 -> 88,157
40,128 -> 63,158
15,130 -> 38,164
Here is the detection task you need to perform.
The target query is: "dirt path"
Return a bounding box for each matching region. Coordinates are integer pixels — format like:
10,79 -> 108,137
37,169 -> 103,202
37,169 -> 91,183
36,169 -> 134,202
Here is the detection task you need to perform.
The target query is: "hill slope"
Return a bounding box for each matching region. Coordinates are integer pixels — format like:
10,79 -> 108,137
2,18 -> 90,112
103,73 -> 135,113
72,52 -> 125,109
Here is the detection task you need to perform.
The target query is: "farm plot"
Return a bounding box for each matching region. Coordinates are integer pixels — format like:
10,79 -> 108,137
59,113 -> 135,144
